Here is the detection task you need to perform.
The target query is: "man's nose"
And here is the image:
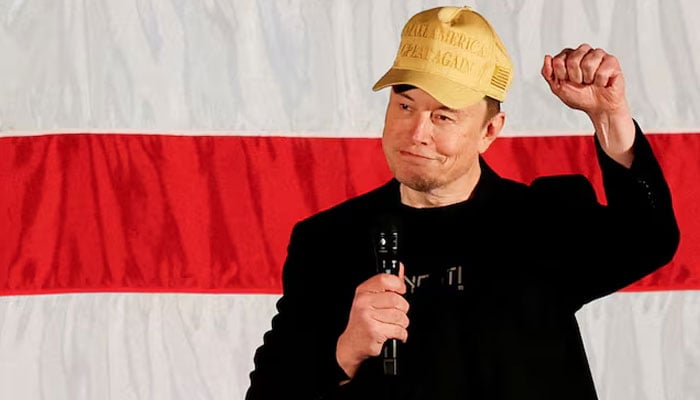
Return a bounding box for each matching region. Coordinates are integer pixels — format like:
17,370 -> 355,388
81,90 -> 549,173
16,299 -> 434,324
409,113 -> 432,145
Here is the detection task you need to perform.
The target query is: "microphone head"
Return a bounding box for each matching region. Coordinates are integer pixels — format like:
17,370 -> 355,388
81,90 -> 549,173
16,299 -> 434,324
373,213 -> 401,275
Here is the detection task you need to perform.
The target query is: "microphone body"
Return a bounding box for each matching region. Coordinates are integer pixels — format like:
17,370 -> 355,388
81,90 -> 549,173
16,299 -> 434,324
375,225 -> 400,376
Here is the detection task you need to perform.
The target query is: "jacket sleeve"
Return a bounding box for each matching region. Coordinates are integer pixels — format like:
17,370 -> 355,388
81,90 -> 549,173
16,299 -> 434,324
245,220 -> 352,400
530,119 -> 680,308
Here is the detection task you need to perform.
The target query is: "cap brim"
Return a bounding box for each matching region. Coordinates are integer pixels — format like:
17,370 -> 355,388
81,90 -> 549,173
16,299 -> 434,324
372,68 -> 485,110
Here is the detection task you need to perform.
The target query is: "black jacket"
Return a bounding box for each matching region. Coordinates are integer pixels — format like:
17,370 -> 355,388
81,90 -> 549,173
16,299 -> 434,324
246,123 -> 679,399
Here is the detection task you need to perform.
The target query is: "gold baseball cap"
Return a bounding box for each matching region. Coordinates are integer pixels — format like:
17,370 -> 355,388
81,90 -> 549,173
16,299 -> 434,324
372,6 -> 513,109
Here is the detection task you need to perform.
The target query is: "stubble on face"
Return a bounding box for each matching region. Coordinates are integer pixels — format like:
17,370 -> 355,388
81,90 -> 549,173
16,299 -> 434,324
398,171 -> 443,193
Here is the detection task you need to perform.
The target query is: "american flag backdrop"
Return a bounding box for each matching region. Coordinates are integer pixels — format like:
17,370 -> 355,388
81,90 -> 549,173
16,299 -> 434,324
1,1 -> 699,399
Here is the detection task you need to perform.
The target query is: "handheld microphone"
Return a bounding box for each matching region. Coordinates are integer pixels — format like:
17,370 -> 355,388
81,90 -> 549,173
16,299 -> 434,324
375,223 -> 400,376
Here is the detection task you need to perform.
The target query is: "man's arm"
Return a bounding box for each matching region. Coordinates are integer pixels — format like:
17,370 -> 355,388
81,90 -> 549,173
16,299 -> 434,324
537,44 -> 679,305
245,222 -> 351,400
246,213 -> 410,399
541,43 -> 635,167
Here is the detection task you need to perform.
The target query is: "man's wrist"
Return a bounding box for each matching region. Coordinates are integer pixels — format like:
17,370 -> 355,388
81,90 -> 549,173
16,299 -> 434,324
589,108 -> 635,168
336,336 -> 360,380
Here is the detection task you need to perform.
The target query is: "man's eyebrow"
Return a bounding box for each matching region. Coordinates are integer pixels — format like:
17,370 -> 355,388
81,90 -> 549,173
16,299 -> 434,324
439,106 -> 459,113
397,92 -> 415,102
397,92 -> 459,113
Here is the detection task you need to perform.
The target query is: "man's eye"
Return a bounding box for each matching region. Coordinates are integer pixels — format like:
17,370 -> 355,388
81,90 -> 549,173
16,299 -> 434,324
399,103 -> 410,111
434,114 -> 453,122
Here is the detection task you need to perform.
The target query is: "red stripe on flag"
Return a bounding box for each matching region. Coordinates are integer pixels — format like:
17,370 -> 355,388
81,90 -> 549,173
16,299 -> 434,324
1,133 -> 697,295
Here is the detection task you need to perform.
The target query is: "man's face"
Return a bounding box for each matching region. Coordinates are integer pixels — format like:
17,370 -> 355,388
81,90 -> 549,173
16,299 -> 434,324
382,87 -> 499,193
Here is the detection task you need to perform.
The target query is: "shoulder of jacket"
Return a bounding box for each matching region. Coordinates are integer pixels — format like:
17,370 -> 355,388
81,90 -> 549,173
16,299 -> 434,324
528,174 -> 598,207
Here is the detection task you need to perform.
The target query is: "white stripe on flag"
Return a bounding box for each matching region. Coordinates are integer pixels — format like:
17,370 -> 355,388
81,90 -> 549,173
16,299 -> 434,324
1,291 -> 699,399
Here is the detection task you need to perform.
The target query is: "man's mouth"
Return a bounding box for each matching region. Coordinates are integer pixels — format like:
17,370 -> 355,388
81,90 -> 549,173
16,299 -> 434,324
399,150 -> 436,160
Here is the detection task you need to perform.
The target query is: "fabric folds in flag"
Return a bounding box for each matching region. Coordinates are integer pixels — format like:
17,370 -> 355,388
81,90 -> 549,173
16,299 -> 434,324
1,1 -> 699,399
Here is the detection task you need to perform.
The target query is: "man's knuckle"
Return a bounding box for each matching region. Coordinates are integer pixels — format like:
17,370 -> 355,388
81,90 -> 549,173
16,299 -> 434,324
565,56 -> 580,68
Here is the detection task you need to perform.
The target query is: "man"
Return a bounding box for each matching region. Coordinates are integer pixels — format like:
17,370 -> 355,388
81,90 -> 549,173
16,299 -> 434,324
246,6 -> 679,400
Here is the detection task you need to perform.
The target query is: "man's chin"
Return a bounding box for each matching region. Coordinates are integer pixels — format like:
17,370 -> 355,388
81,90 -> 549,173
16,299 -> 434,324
396,174 -> 441,193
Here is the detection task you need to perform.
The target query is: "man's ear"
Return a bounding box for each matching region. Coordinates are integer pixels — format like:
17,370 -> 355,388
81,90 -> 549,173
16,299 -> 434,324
478,111 -> 505,153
